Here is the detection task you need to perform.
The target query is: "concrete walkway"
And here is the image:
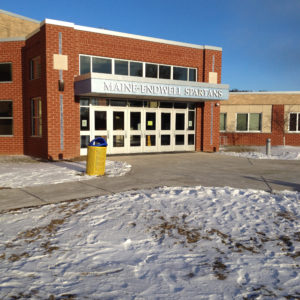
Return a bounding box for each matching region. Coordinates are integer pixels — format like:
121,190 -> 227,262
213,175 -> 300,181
0,152 -> 299,212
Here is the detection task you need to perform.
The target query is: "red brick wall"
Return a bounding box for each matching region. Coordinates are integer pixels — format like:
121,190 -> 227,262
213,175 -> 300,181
1,23 -> 224,159
43,24 -> 79,160
0,40 -> 25,155
22,28 -> 49,159
196,101 -> 220,152
220,104 -> 300,146
41,24 -> 223,159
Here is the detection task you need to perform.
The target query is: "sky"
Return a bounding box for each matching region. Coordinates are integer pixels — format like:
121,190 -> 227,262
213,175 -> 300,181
2,0 -> 300,91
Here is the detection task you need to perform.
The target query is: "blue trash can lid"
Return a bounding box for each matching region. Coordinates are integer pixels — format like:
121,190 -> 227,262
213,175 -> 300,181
88,137 -> 107,147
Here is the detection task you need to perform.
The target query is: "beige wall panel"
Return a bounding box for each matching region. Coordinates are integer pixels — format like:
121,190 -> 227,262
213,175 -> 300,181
53,54 -> 68,70
227,112 -> 236,132
208,72 -> 218,84
221,105 -> 272,133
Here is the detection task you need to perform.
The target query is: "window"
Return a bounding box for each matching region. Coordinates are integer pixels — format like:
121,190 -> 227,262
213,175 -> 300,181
30,57 -> 41,80
130,62 -> 143,77
236,113 -> 261,132
79,55 -> 198,83
92,57 -> 111,74
0,101 -> 13,135
159,65 -> 171,79
189,68 -> 197,81
146,63 -> 158,78
115,60 -> 128,75
0,63 -> 12,82
289,113 -> 300,132
220,113 -> 227,131
31,97 -> 42,136
80,56 -> 91,74
173,67 -> 188,81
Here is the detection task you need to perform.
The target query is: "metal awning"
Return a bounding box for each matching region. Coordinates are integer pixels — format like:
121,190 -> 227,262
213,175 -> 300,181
74,73 -> 229,101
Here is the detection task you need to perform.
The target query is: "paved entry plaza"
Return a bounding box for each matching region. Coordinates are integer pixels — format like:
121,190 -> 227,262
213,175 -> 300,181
0,152 -> 299,212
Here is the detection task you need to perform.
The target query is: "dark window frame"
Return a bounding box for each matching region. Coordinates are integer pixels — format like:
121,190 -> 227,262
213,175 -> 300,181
0,100 -> 13,136
0,62 -> 12,82
30,57 -> 41,80
31,97 -> 42,137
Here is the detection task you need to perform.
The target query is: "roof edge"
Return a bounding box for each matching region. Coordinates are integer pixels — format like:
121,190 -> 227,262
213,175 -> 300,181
0,9 -> 40,23
42,19 -> 222,51
0,37 -> 26,42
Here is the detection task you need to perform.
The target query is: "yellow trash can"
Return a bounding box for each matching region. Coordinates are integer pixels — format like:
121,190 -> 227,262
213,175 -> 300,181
86,137 -> 107,176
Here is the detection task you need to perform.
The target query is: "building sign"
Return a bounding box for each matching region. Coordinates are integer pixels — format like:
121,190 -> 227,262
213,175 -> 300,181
87,78 -> 229,100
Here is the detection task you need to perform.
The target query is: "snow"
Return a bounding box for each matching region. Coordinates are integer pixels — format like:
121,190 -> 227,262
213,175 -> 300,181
220,145 -> 300,160
0,160 -> 131,188
0,186 -> 300,299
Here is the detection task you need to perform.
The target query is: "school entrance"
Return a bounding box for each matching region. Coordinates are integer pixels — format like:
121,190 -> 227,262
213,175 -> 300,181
80,99 -> 196,155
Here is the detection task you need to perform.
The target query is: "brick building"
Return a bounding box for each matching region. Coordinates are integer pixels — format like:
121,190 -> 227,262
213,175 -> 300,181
220,92 -> 300,147
0,12 -> 229,160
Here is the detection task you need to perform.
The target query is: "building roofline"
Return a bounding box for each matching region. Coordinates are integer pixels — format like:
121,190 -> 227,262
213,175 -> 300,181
41,18 -> 222,51
0,9 -> 40,23
0,37 -> 26,42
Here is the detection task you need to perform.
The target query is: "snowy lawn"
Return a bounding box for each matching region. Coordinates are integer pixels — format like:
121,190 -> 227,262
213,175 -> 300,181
220,145 -> 300,160
0,159 -> 131,188
0,186 -> 299,299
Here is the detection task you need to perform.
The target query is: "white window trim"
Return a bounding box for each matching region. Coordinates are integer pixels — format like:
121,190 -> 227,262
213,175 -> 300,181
288,112 -> 300,133
79,54 -> 197,82
235,112 -> 262,133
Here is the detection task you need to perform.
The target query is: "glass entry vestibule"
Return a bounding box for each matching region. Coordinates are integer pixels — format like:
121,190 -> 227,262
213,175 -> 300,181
80,99 -> 196,155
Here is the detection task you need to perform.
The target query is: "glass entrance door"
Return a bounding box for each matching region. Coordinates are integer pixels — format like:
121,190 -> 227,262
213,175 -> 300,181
129,110 -> 143,153
110,110 -> 127,154
94,109 -> 108,143
144,111 -> 158,152
160,111 -> 172,151
174,111 -> 186,151
83,100 -> 196,155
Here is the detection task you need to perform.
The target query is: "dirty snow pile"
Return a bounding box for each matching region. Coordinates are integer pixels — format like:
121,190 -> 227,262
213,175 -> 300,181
0,186 -> 299,299
220,145 -> 300,160
0,160 -> 131,188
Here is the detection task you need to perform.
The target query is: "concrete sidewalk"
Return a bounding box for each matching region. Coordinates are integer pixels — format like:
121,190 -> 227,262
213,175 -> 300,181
0,152 -> 299,212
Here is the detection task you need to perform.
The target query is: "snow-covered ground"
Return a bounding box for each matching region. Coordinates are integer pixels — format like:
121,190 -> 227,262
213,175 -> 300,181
220,145 -> 300,160
0,160 -> 131,188
0,186 -> 299,299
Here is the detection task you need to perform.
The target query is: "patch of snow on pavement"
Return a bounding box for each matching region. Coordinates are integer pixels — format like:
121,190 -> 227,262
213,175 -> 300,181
0,186 -> 299,299
220,146 -> 300,160
0,160 -> 131,188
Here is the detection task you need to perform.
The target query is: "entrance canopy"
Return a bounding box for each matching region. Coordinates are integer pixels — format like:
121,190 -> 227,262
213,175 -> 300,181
75,73 -> 229,101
